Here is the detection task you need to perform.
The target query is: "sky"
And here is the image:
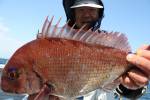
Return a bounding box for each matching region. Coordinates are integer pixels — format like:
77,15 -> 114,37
0,0 -> 150,58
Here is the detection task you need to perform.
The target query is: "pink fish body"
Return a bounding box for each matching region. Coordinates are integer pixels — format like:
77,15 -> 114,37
1,17 -> 132,99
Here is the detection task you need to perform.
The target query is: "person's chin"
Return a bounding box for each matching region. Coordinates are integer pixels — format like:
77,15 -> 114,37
83,26 -> 91,31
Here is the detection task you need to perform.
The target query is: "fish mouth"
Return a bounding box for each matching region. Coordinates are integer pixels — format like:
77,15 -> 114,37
1,77 -> 28,95
1,87 -> 27,94
1,84 -> 28,96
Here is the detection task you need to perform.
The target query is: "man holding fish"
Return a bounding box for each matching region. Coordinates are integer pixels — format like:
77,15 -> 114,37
28,0 -> 150,99
62,0 -> 150,99
1,0 -> 150,100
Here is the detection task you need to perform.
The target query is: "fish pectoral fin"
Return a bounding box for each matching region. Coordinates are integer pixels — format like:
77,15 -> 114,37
33,84 -> 55,100
102,79 -> 121,92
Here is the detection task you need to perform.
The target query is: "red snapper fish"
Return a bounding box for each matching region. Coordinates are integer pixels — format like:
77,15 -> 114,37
1,16 -> 132,99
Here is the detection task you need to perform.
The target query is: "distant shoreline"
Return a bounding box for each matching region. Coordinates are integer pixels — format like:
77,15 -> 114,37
0,58 -> 8,65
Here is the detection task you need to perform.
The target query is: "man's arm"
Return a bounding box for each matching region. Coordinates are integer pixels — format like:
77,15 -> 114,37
118,45 -> 150,99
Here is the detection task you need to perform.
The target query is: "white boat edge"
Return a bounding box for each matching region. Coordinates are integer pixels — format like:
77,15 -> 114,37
0,64 -> 4,73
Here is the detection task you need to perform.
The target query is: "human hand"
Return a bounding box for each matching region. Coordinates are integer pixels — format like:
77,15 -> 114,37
120,45 -> 150,90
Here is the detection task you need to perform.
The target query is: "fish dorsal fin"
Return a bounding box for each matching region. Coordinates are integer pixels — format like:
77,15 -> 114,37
37,16 -> 131,52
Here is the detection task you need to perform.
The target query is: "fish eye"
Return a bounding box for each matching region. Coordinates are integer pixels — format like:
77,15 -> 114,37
7,68 -> 20,80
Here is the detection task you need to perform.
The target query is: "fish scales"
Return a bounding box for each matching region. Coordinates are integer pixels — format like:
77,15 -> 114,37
1,17 -> 132,99
30,38 -> 128,97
